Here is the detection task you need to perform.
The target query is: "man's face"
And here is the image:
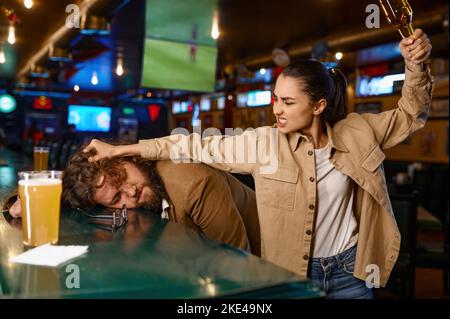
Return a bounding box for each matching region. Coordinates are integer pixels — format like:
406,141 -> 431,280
93,162 -> 159,210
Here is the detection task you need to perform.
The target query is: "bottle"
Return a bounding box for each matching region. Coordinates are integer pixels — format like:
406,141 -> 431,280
379,0 -> 414,38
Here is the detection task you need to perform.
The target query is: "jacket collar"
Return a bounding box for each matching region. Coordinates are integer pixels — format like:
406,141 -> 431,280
326,122 -> 349,153
287,122 -> 349,153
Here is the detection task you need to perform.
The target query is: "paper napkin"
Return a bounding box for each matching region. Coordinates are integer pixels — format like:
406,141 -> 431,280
9,243 -> 89,267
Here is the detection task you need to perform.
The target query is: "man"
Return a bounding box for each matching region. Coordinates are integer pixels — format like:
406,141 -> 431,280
5,150 -> 261,255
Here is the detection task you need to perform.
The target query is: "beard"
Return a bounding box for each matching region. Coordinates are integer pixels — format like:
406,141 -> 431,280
135,164 -> 168,215
138,186 -> 163,214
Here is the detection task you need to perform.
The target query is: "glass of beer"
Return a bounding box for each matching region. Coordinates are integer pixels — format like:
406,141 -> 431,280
18,171 -> 63,247
33,146 -> 49,171
379,0 -> 414,38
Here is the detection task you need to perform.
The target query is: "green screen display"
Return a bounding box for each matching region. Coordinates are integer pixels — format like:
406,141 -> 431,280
122,107 -> 135,115
141,0 -> 217,92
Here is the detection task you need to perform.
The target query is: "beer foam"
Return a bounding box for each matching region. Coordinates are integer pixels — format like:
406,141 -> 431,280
19,178 -> 62,186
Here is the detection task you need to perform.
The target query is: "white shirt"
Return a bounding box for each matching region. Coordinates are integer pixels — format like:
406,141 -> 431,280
161,199 -> 170,220
311,144 -> 359,258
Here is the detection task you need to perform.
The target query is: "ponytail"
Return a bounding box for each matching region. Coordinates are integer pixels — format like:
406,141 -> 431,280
281,60 -> 348,126
323,67 -> 347,126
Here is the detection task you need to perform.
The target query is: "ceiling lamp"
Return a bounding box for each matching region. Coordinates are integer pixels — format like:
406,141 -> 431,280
91,71 -> 99,85
2,8 -> 19,45
211,10 -> 220,39
335,52 -> 343,60
81,15 -> 110,36
0,44 -> 5,64
24,0 -> 33,9
116,58 -> 124,76
8,25 -> 16,45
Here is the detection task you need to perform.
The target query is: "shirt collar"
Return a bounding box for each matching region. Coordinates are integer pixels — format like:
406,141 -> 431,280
161,199 -> 170,220
287,122 -> 349,153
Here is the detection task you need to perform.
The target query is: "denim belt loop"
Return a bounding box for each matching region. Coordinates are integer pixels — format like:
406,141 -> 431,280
335,253 -> 343,269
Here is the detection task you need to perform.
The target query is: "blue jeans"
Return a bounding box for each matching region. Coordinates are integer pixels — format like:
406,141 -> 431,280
308,245 -> 373,299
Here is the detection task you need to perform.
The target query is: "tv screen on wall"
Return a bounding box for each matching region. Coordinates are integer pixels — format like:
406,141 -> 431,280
247,90 -> 272,107
141,0 -> 218,92
68,105 -> 112,132
356,73 -> 405,97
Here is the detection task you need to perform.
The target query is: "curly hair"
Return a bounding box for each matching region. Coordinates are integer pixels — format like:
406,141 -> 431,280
62,149 -> 165,209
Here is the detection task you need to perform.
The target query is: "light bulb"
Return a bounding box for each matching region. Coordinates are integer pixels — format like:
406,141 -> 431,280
211,26 -> 220,40
24,0 -> 33,9
116,60 -> 124,76
0,49 -> 5,64
8,26 -> 16,45
259,68 -> 266,75
74,85 -> 80,92
335,52 -> 343,60
91,71 -> 98,85
211,10 -> 220,39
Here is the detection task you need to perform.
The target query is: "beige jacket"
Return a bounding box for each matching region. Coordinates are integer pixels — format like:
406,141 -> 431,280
140,66 -> 434,287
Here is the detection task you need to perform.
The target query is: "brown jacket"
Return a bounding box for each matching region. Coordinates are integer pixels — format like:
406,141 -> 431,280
139,66 -> 434,287
156,161 -> 261,256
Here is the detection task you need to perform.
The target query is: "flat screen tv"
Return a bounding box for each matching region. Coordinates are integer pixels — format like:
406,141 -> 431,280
217,96 -> 225,110
356,73 -> 405,97
200,96 -> 211,111
172,101 -> 191,114
236,93 -> 247,108
68,105 -> 112,132
247,90 -> 272,107
141,0 -> 218,92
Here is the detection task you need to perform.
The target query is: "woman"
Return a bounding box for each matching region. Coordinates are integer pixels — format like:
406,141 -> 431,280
84,29 -> 433,298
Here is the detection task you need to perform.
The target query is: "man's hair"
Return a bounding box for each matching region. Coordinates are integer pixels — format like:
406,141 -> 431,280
62,149 -> 164,209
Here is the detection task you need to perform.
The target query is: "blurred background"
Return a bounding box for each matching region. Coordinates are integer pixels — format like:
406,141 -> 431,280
0,0 -> 448,299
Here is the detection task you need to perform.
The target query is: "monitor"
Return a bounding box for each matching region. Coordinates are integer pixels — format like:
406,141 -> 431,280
236,93 -> 247,108
68,105 -> 112,132
200,96 -> 211,111
247,90 -> 272,107
357,73 -> 405,97
141,0 -> 218,92
172,101 -> 181,114
172,101 -> 191,114
217,96 -> 225,110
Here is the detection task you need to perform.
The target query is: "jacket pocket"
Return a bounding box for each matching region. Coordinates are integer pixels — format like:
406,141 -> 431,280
260,166 -> 298,211
360,145 -> 386,173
